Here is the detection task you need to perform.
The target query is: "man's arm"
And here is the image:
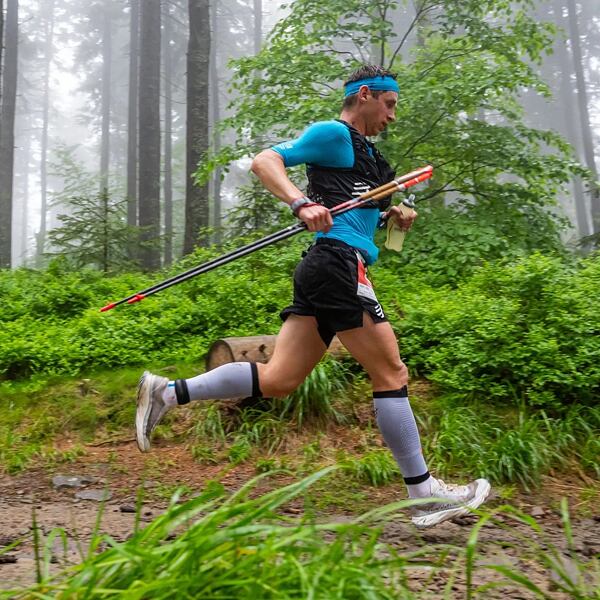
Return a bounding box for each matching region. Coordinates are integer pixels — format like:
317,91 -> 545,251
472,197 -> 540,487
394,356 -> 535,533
251,149 -> 333,233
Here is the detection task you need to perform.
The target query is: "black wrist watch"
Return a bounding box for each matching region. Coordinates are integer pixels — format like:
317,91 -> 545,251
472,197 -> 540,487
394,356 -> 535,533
290,196 -> 315,217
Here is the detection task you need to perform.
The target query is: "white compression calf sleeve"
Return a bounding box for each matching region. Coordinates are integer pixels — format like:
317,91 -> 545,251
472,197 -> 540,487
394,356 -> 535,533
173,362 -> 261,404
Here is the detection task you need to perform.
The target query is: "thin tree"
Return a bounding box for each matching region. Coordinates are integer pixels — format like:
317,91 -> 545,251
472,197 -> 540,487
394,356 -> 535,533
35,0 -> 55,263
127,0 -> 139,234
163,0 -> 173,265
566,0 -> 600,235
210,0 -> 221,238
100,2 -> 112,191
20,125 -> 31,262
0,0 -> 4,120
554,0 -> 590,239
184,0 -> 210,255
0,0 -> 18,269
138,0 -> 161,269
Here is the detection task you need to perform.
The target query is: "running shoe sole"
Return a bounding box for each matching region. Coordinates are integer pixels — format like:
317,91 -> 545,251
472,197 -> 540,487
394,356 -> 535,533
135,371 -> 153,453
411,478 -> 491,529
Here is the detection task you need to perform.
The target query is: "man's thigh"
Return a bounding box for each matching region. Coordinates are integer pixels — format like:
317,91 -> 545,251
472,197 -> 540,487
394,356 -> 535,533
257,314 -> 327,397
336,314 -> 407,391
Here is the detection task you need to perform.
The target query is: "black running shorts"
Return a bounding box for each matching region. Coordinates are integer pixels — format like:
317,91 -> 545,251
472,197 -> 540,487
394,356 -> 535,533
280,238 -> 387,346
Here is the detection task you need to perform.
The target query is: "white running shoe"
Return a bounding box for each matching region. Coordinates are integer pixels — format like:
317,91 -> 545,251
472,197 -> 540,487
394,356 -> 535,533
136,371 -> 171,452
410,477 -> 491,528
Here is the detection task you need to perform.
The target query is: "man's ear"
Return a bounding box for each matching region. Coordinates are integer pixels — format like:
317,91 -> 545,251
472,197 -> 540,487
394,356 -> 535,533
357,84 -> 370,102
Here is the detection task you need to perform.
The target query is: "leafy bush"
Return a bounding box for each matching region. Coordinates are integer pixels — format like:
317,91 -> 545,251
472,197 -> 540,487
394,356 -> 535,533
378,199 -> 567,287
0,239 -> 306,380
2,239 -> 599,418
394,253 -> 600,408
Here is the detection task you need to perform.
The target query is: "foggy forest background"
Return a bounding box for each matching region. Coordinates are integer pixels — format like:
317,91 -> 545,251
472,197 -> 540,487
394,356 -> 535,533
0,0 -> 598,271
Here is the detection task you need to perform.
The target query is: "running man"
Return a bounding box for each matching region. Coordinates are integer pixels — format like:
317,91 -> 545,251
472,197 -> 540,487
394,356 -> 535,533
136,65 -> 491,528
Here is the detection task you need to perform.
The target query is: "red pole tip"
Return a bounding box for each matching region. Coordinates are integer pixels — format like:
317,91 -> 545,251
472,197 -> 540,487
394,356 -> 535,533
100,302 -> 117,312
127,294 -> 146,304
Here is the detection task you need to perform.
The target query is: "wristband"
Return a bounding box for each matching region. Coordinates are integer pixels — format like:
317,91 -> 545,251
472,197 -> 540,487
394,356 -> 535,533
290,196 -> 317,217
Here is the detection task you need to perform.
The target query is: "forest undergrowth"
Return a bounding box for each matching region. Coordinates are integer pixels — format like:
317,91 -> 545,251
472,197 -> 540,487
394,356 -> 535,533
1,244 -> 599,597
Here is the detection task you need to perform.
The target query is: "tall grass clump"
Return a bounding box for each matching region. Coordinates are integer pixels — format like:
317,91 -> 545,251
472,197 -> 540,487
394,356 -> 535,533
279,357 -> 350,427
420,403 -> 600,488
339,448 -> 400,486
5,470 -> 599,599
464,500 -> 600,598
5,468 -> 420,599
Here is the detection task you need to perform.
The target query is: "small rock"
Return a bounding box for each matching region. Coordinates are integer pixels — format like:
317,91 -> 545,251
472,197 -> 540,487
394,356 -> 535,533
143,481 -> 158,489
144,510 -> 153,517
550,555 -> 581,587
0,535 -> 18,546
530,506 -> 545,518
451,515 -> 477,527
582,541 -> 600,558
52,475 -> 98,489
119,505 -> 136,513
75,489 -> 112,502
285,507 -> 302,515
0,555 -> 18,564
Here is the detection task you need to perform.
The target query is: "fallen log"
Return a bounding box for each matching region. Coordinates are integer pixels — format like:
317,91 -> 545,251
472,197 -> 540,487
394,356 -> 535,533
205,335 -> 348,371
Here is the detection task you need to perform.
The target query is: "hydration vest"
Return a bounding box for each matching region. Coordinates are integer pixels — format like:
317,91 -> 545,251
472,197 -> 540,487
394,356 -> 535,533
306,120 -> 396,211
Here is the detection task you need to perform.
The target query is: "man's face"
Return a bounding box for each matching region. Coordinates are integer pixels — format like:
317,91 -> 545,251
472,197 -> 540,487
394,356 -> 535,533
363,90 -> 398,136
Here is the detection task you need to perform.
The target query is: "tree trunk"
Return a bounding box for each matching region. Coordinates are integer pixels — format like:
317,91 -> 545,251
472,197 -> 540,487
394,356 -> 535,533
566,0 -> 600,235
555,1 -> 590,239
254,0 -> 262,54
0,0 -> 18,269
0,0 -> 4,119
127,0 -> 139,232
163,1 -> 173,266
210,0 -> 221,240
100,5 -> 112,191
138,0 -> 161,270
20,128 -> 30,263
184,0 -> 210,255
36,0 -> 54,264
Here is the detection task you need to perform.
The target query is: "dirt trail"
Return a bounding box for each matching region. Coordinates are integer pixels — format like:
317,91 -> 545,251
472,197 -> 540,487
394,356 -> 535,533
1,441 -> 598,597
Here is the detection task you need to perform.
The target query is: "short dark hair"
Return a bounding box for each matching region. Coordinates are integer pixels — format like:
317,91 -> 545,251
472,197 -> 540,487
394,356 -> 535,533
342,65 -> 398,108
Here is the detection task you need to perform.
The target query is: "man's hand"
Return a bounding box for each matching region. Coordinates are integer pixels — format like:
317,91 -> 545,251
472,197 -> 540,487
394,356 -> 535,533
386,204 -> 418,232
298,204 -> 333,233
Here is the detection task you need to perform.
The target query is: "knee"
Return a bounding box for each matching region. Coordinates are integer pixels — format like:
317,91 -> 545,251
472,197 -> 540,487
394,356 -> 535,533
262,379 -> 301,398
389,361 -> 409,389
371,360 -> 409,390
397,361 -> 409,385
257,363 -> 302,398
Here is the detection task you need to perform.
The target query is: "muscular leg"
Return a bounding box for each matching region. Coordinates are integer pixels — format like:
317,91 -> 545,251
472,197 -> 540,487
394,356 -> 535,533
336,314 -> 407,391
337,314 -> 431,496
137,316 -> 325,452
257,314 -> 328,397
168,314 -> 326,404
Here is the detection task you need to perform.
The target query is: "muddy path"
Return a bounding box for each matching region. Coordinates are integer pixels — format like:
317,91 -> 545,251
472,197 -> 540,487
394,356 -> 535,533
1,441 -> 599,597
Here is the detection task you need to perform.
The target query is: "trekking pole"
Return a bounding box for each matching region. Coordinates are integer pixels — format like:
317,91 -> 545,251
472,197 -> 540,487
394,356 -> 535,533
100,165 -> 433,312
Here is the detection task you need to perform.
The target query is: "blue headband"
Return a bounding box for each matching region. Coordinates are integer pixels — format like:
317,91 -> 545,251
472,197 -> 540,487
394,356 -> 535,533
344,75 -> 399,98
